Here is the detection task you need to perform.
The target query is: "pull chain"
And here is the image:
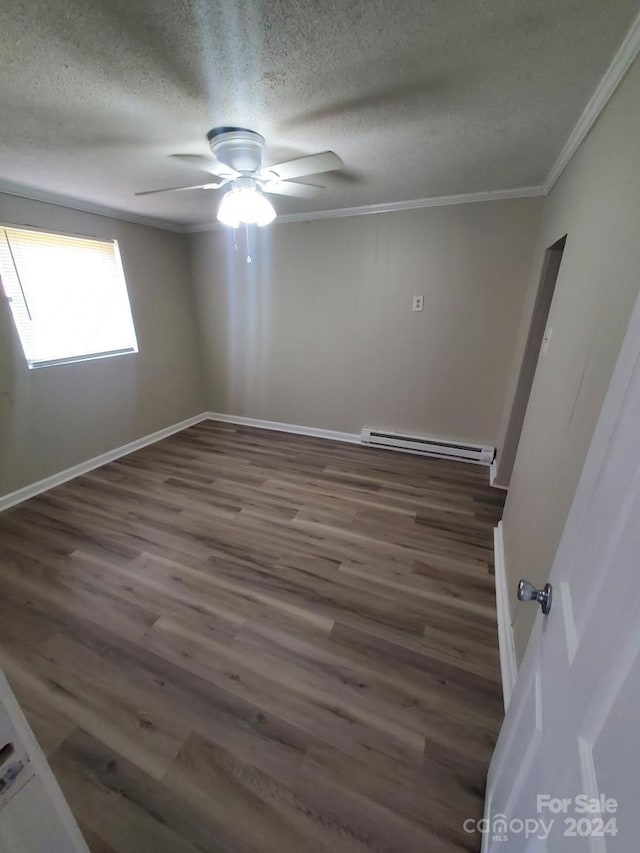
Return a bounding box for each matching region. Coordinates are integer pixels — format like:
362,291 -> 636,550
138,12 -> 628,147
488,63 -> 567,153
245,223 -> 252,264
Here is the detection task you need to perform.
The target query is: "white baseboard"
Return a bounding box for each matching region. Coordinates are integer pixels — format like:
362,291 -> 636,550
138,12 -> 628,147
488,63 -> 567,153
205,412 -> 360,444
494,521 -> 518,710
480,792 -> 492,853
1,409 -> 495,512
0,412 -> 208,513
205,413 -> 494,467
489,459 -> 508,490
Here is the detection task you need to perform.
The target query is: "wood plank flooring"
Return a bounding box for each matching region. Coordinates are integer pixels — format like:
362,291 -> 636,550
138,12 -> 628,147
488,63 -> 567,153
0,421 -> 505,852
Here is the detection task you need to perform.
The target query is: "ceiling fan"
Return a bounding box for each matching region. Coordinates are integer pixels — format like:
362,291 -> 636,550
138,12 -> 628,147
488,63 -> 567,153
136,127 -> 343,227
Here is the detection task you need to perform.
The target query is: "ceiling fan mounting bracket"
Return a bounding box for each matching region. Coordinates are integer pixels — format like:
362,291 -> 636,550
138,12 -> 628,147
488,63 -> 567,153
207,127 -> 265,173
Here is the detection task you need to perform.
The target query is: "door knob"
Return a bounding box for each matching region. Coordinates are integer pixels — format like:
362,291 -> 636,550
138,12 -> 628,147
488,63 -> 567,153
517,579 -> 553,615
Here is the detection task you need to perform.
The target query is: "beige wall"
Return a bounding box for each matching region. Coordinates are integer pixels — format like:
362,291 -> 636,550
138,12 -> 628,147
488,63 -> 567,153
0,195 -> 205,496
499,56 -> 640,661
190,198 -> 542,444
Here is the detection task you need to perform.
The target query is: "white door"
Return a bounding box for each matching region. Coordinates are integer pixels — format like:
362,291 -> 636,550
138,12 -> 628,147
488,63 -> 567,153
482,283 -> 640,852
0,671 -> 88,853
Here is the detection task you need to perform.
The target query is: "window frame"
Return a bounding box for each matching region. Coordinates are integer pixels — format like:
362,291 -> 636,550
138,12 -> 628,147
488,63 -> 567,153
0,222 -> 139,370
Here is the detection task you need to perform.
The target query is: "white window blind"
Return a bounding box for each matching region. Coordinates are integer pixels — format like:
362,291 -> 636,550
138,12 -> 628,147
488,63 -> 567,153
0,226 -> 138,368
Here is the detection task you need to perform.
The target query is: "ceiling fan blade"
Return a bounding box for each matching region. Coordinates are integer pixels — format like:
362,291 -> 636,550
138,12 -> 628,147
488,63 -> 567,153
170,154 -> 239,178
262,180 -> 322,199
261,151 -> 342,181
135,180 -> 227,197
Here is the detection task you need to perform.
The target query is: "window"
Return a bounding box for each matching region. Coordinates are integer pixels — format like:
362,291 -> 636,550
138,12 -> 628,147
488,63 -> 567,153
0,226 -> 138,369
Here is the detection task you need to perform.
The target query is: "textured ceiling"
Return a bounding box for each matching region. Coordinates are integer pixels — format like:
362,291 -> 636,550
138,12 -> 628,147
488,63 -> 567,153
0,0 -> 638,227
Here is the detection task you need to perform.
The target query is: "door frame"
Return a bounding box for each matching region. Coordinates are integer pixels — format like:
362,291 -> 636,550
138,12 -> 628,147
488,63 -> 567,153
493,236 -> 566,489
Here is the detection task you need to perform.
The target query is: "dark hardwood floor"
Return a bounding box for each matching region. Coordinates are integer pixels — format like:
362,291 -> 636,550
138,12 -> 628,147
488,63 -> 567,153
0,421 -> 505,852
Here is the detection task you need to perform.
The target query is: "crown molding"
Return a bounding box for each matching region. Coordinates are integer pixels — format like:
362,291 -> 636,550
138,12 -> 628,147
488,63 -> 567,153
544,9 -> 640,193
185,186 -> 546,233
0,180 -> 186,233
0,179 -> 543,236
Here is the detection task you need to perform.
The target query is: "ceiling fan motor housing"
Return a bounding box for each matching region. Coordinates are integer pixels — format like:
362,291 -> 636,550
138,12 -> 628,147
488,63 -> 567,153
207,127 -> 265,173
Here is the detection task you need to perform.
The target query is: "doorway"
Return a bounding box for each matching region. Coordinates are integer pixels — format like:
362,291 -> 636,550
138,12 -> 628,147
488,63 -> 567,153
494,235 -> 566,487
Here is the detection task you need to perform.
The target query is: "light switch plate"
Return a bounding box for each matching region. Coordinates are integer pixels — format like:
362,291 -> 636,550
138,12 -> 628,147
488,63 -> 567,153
412,295 -> 424,312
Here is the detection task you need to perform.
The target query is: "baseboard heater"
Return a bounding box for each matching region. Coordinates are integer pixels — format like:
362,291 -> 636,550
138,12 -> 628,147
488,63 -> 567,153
360,428 -> 494,465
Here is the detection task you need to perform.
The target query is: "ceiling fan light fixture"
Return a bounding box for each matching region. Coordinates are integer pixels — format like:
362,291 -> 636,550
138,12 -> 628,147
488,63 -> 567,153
217,179 -> 276,228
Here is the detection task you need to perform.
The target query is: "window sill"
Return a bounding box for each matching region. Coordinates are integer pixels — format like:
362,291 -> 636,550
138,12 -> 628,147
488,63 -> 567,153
28,347 -> 138,370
